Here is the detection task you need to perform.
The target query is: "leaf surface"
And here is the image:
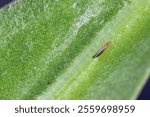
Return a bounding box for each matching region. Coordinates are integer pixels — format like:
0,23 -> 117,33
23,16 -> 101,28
0,0 -> 150,99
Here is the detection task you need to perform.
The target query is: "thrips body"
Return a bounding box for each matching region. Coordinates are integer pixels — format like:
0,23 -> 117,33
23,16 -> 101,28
92,41 -> 111,58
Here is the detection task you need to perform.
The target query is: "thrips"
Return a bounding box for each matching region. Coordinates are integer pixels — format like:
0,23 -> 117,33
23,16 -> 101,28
92,41 -> 111,58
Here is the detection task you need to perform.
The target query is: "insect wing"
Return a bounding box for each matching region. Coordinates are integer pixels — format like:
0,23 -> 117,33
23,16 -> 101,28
92,47 -> 104,58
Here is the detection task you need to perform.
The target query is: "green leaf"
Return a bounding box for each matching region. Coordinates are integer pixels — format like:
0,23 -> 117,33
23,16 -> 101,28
0,0 -> 150,99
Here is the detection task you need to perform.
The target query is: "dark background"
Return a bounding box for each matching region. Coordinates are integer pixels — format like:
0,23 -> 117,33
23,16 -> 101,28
0,0 -> 13,8
0,0 -> 149,100
138,77 -> 150,100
